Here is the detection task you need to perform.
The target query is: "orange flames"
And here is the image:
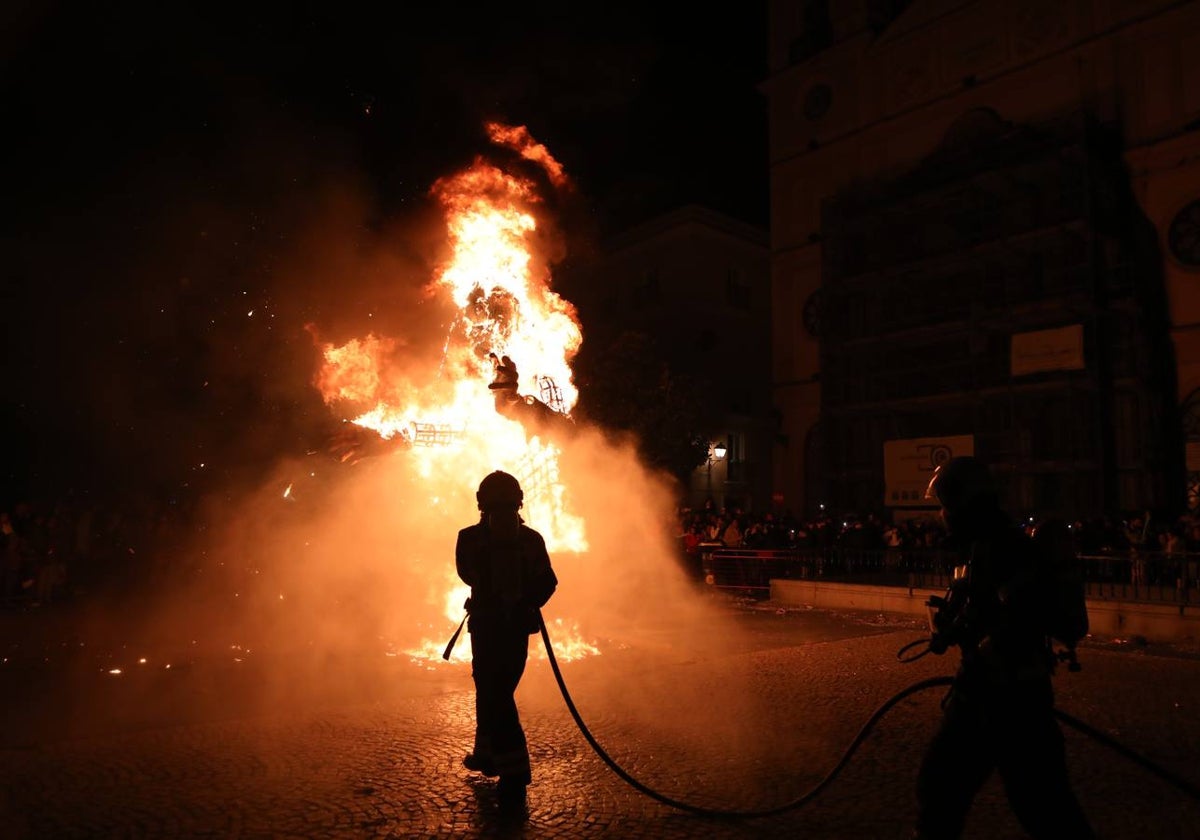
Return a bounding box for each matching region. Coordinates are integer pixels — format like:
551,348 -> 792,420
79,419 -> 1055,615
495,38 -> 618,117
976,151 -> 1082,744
310,123 -> 595,662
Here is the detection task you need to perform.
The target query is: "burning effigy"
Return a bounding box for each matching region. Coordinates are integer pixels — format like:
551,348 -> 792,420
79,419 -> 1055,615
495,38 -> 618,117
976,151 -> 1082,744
74,122 -> 744,755
303,123 -> 597,662
132,119 -> 710,690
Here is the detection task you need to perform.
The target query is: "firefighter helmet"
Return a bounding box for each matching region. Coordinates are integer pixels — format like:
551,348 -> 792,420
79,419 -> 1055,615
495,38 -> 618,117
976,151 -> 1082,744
476,470 -> 524,511
924,456 -> 996,512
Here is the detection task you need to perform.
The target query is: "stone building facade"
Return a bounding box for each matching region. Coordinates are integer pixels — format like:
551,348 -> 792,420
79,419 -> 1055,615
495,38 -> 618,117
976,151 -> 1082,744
766,0 -> 1200,520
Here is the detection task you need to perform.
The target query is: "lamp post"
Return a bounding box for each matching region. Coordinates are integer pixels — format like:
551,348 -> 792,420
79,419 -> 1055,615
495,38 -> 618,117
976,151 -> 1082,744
706,441 -> 727,500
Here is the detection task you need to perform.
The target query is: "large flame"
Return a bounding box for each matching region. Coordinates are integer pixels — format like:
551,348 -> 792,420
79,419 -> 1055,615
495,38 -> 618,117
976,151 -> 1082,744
310,124 -> 594,662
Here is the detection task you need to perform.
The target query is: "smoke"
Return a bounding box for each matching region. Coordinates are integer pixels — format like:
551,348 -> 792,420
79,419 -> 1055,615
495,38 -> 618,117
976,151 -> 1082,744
30,122 -> 777,779
48,406 -> 770,745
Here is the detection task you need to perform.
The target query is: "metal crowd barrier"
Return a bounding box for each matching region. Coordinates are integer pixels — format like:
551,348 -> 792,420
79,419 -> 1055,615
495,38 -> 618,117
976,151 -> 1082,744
696,546 -> 1200,604
1077,552 -> 1200,604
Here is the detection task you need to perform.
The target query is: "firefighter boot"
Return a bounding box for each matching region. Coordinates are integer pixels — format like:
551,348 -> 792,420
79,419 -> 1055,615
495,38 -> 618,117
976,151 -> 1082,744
463,753 -> 498,777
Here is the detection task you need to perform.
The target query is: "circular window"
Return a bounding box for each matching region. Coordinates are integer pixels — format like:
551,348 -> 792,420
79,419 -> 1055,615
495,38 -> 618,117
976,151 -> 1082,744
1168,198 -> 1200,267
802,84 -> 832,121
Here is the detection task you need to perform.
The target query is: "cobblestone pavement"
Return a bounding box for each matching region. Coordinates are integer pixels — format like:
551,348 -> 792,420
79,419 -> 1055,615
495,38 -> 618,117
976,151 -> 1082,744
2,598 -> 1199,839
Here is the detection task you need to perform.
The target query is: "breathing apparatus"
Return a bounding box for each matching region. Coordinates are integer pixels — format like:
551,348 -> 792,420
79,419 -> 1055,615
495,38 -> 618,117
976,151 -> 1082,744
910,458 -> 1088,672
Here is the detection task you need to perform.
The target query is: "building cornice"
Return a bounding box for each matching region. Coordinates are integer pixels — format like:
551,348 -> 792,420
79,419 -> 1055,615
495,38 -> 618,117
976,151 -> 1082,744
604,204 -> 769,254
768,0 -> 1195,170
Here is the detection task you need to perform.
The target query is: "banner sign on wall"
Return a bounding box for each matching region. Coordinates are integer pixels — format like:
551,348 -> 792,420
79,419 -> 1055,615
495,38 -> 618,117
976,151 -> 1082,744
1010,324 -> 1085,377
883,434 -> 975,507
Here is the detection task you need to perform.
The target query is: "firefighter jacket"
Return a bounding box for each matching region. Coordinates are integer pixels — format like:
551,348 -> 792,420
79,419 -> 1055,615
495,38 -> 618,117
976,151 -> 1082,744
456,516 -> 557,635
944,507 -> 1055,691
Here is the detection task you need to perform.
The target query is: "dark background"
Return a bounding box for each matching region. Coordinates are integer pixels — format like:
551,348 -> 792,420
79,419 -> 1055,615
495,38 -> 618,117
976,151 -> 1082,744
2,2 -> 768,506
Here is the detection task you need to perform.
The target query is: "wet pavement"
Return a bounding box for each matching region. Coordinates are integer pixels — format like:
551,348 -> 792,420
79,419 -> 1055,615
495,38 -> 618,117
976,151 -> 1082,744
2,594 -> 1200,839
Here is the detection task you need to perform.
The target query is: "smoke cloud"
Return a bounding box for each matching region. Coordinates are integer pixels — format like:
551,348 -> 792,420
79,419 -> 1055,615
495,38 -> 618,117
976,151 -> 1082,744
25,119 -> 777,784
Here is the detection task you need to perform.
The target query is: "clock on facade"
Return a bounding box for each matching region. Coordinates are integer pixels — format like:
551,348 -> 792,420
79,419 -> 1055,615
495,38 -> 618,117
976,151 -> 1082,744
1168,198 -> 1200,267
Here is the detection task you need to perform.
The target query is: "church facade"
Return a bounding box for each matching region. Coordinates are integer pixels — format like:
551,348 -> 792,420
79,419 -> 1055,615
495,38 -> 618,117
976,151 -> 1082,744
766,0 -> 1200,520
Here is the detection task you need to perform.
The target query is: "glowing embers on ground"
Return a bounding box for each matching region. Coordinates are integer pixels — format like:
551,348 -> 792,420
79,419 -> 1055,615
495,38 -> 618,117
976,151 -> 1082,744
306,123 -> 596,664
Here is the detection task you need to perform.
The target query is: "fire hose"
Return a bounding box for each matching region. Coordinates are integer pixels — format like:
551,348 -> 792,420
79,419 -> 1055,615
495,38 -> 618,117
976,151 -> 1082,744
534,612 -> 1200,818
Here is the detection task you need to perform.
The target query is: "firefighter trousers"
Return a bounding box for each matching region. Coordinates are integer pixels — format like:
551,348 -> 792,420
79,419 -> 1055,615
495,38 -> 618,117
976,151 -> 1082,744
469,624 -> 532,786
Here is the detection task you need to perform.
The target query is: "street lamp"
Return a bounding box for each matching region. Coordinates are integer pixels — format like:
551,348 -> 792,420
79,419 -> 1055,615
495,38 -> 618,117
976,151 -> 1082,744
706,441 -> 727,500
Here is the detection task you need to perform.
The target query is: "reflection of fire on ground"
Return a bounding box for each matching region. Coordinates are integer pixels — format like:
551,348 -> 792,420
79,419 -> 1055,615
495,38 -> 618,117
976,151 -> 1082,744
307,122 -> 595,662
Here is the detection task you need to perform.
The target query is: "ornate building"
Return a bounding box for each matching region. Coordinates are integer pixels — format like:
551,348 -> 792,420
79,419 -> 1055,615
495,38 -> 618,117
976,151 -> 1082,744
766,0 -> 1200,520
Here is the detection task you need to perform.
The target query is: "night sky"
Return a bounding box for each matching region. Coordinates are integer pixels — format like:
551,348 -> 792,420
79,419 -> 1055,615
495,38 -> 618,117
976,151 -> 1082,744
3,2 -> 768,506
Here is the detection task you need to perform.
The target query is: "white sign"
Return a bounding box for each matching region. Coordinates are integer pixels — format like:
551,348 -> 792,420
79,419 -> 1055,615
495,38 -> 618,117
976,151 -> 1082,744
1011,324 -> 1084,377
883,434 -> 975,507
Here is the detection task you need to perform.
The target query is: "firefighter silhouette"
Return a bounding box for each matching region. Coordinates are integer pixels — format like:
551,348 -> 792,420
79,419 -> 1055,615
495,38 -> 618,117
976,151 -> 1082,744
457,471 -> 557,810
913,456 -> 1094,839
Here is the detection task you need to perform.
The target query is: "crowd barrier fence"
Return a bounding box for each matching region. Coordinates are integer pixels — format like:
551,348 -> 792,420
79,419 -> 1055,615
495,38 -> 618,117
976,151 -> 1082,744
697,546 -> 1200,605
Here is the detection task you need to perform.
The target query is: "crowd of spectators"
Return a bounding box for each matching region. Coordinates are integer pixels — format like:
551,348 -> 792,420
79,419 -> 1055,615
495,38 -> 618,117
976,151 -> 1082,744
678,501 -> 945,556
678,500 -> 1200,590
1,494 -> 192,609
8,491 -> 1200,611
